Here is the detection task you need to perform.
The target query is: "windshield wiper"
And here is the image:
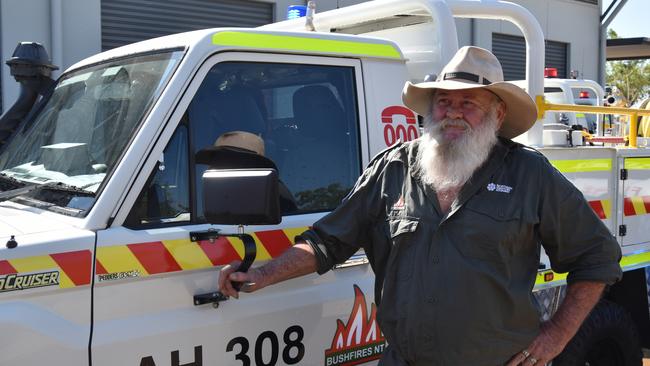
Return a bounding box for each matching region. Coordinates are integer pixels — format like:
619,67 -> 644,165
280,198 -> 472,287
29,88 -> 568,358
0,184 -> 39,201
0,173 -> 27,191
39,181 -> 95,196
0,181 -> 94,203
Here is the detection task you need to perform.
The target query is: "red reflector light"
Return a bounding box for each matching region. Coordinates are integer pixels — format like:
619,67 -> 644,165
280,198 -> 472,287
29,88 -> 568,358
544,272 -> 554,282
579,91 -> 590,99
544,68 -> 558,78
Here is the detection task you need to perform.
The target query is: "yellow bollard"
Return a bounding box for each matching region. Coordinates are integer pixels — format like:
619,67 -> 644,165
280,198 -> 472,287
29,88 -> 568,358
629,113 -> 638,148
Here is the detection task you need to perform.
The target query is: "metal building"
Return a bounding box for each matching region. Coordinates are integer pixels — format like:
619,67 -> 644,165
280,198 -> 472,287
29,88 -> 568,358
0,0 -> 603,112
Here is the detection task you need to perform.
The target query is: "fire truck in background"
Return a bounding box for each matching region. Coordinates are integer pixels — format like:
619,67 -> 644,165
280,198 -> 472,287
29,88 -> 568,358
0,0 -> 649,365
512,69 -> 611,146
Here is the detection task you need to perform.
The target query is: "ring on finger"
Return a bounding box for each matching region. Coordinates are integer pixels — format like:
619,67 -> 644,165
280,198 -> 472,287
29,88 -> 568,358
521,350 -> 531,358
527,357 -> 538,365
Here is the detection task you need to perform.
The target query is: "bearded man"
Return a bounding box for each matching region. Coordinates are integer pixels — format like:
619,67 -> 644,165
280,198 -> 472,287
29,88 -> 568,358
218,46 -> 622,366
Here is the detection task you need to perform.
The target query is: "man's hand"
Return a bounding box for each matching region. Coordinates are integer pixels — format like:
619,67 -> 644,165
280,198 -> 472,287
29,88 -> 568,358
218,260 -> 268,299
506,281 -> 606,366
505,321 -> 568,366
217,242 -> 319,299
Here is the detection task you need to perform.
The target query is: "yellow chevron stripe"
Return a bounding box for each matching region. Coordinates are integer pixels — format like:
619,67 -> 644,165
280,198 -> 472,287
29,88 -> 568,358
9,255 -> 74,288
162,239 -> 213,270
283,227 -> 309,244
631,196 -> 647,215
550,159 -> 612,173
97,246 -> 149,275
626,157 -> 650,170
601,199 -> 612,219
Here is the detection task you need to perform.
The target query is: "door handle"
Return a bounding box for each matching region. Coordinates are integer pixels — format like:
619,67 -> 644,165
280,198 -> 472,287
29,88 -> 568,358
191,230 -> 257,307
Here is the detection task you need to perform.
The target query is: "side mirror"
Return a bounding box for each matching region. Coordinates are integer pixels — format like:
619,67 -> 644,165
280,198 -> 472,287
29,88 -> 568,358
193,156 -> 282,307
202,168 -> 281,225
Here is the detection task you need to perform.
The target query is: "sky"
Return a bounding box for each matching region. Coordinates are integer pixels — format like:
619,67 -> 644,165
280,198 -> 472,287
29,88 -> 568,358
605,0 -> 649,38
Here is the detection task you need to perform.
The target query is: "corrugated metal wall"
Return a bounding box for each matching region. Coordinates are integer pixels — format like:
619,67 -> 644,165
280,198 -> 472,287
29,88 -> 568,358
545,39 -> 569,77
101,0 -> 273,51
492,33 -> 568,80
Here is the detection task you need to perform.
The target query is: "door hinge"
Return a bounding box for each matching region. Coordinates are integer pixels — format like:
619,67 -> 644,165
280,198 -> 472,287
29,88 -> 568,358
619,224 -> 627,237
620,168 -> 628,180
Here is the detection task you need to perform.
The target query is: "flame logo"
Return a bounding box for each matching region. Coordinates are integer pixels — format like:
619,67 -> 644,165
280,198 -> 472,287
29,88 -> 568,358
324,285 -> 386,365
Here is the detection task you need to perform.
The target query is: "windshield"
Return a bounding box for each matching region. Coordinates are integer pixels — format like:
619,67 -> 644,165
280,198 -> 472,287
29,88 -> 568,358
0,50 -> 182,215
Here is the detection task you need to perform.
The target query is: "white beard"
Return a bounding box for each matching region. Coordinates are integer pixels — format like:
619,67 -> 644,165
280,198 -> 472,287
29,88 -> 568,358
417,108 -> 500,192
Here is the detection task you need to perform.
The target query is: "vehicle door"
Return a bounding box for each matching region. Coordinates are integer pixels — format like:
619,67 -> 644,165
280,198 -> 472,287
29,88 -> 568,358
92,52 -> 384,366
619,156 -> 650,248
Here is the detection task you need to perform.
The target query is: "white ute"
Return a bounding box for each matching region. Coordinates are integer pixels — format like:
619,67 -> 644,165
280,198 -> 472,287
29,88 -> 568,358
1,0 -> 649,365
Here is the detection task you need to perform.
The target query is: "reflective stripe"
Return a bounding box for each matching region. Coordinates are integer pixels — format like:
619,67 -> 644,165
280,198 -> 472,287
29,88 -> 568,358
549,159 -> 612,173
535,251 -> 650,288
0,250 -> 93,289
535,271 -> 567,288
98,245 -> 149,275
626,157 -> 650,170
162,239 -> 213,270
0,227 -> 306,291
95,227 -> 309,280
10,255 -> 74,288
623,196 -> 650,216
212,31 -> 402,59
588,199 -> 611,219
631,196 -> 648,216
620,252 -> 650,269
602,199 -> 612,219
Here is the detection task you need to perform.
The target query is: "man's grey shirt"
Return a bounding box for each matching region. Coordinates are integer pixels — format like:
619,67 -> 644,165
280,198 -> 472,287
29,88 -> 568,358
299,137 -> 622,366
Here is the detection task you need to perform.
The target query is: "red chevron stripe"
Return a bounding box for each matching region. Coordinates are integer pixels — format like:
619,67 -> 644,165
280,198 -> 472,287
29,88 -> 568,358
128,242 -> 182,274
255,230 -> 292,257
588,200 -> 606,219
624,197 -> 635,216
0,260 -> 17,275
50,250 -> 93,286
198,236 -> 241,266
95,259 -> 108,275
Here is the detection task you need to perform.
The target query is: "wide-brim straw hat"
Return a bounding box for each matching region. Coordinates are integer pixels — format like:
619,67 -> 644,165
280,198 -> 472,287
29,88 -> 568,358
195,130 -> 277,169
402,46 -> 537,139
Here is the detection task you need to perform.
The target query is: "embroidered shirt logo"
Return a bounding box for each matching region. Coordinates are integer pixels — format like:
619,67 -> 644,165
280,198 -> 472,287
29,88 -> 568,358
392,196 -> 405,210
487,182 -> 513,194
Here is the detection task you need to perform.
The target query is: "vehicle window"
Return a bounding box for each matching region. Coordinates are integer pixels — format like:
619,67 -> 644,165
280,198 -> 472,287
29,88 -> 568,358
189,62 -> 361,219
0,51 -> 182,216
127,61 -> 361,227
126,123 -> 190,226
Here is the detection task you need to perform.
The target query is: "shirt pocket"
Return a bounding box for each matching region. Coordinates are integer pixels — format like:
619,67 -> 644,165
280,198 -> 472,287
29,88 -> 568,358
454,201 -> 523,263
387,216 -> 420,280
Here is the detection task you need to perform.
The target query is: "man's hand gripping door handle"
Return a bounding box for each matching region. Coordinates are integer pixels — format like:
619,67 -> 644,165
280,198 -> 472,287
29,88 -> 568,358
191,229 -> 257,308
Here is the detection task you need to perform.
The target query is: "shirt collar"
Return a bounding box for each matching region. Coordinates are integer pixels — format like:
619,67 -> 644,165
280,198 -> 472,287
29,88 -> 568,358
408,136 -> 514,218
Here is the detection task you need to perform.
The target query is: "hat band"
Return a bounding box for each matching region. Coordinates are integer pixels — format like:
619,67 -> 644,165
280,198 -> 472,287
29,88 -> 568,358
442,71 -> 491,85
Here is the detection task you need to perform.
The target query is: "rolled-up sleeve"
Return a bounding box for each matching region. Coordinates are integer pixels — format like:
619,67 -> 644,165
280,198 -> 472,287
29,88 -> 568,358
538,162 -> 622,285
297,152 -> 389,274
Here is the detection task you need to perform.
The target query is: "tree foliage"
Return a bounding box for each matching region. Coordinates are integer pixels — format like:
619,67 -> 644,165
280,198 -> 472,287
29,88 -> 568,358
606,29 -> 650,106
